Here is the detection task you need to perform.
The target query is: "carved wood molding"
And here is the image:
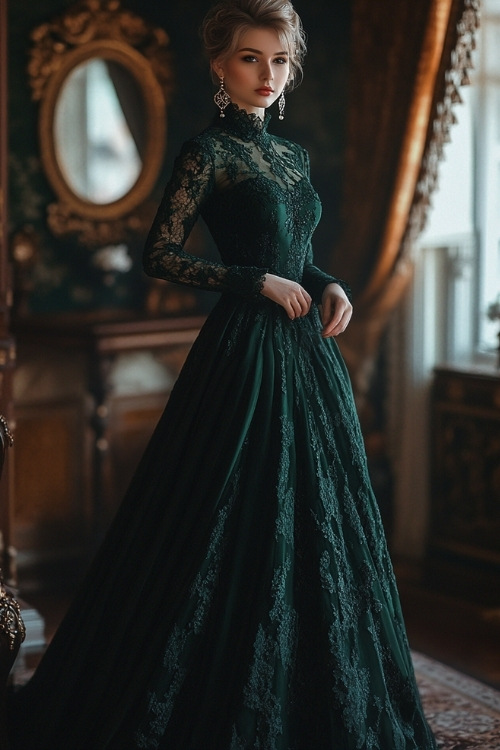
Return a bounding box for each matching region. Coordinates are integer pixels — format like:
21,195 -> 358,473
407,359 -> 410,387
46,199 -> 156,247
28,0 -> 173,103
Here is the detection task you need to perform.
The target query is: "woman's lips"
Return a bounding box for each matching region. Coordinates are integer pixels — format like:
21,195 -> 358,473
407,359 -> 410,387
256,88 -> 273,96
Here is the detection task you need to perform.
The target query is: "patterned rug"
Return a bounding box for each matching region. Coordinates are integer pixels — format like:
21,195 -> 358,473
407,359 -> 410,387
11,648 -> 500,747
413,652 -> 500,749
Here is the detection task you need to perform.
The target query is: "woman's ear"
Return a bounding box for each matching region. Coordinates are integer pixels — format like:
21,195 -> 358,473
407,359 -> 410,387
212,60 -> 224,80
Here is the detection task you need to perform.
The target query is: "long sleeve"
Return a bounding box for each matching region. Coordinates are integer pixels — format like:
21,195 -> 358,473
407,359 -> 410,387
298,148 -> 352,304
143,140 -> 267,298
301,250 -> 352,305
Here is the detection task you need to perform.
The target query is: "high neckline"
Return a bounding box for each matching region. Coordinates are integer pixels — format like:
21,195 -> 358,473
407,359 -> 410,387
214,103 -> 272,141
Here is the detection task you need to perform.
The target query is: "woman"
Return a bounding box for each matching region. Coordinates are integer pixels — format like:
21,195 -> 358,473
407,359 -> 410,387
10,1 -> 437,748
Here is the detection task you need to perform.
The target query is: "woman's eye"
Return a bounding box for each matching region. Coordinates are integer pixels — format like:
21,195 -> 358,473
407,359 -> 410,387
242,55 -> 258,62
274,57 -> 288,65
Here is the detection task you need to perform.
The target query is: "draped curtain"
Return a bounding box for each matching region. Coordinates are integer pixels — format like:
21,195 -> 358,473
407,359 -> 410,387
332,0 -> 479,399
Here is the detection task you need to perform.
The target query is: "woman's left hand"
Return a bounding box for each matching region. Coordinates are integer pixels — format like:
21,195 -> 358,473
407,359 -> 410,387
320,283 -> 353,338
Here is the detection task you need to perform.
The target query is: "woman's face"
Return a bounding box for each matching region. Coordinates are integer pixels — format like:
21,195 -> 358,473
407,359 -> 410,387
213,27 -> 290,118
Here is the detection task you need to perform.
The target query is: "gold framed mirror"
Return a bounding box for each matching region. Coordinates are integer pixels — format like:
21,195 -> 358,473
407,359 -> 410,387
28,0 -> 174,246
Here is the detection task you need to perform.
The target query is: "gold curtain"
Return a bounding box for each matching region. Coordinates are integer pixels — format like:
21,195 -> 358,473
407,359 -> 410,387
333,0 -> 480,399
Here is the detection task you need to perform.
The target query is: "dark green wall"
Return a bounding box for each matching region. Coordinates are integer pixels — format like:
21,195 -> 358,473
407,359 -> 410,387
8,0 -> 351,313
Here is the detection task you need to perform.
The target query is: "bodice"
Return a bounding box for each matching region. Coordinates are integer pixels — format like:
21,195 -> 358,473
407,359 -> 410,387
143,104 -> 348,303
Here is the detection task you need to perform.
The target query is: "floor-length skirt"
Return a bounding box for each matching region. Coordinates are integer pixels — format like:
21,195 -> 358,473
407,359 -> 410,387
9,295 -> 437,749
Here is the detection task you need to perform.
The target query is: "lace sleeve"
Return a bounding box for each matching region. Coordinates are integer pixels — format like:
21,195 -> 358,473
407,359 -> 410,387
298,148 -> 352,304
143,139 -> 267,297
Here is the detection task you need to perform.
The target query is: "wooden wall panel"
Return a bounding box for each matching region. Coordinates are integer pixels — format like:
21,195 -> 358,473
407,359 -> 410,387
0,0 -> 17,583
13,399 -> 91,555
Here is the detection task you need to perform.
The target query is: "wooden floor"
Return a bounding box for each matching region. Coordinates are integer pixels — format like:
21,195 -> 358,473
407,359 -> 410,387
396,563 -> 500,691
19,559 -> 500,692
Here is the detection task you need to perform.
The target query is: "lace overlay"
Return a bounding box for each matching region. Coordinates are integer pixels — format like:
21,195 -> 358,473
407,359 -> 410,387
10,104 -> 434,750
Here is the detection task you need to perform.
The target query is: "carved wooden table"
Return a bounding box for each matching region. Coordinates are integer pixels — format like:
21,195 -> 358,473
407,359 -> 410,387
16,312 -> 205,538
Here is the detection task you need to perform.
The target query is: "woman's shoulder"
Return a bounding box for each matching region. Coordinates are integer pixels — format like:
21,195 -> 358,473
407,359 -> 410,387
173,127 -> 221,167
177,122 -> 231,156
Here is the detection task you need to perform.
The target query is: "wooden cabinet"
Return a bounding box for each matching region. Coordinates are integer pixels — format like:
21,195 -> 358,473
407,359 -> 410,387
13,313 -> 204,589
427,365 -> 500,605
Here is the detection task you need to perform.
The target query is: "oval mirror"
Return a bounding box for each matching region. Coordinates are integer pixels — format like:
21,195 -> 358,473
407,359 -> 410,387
54,58 -> 145,205
30,0 -> 174,246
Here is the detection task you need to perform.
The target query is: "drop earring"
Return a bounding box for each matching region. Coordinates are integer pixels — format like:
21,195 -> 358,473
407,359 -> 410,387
278,91 -> 285,120
214,76 -> 231,118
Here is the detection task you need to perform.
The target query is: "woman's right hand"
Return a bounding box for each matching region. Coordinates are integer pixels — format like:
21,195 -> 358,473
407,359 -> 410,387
261,273 -> 312,320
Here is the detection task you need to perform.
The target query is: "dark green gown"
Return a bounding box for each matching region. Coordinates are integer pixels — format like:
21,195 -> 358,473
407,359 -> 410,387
10,105 -> 437,749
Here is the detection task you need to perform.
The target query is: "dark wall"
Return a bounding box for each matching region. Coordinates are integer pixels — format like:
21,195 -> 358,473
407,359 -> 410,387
8,0 -> 351,313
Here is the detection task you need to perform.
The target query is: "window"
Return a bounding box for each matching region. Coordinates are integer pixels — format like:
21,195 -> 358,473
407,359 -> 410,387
474,0 -> 500,352
420,0 -> 500,361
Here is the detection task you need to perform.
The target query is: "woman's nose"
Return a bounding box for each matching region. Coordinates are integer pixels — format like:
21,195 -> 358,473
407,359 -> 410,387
261,64 -> 273,81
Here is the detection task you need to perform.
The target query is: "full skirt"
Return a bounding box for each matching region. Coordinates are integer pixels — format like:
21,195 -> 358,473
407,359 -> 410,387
9,296 -> 437,750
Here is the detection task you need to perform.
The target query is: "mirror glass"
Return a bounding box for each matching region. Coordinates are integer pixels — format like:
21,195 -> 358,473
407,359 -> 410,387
54,58 -> 146,204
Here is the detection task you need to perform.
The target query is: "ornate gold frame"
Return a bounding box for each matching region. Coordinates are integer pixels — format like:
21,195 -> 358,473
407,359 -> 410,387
28,0 -> 174,246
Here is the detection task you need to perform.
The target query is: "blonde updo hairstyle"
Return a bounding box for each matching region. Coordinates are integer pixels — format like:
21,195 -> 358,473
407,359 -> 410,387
201,0 -> 306,92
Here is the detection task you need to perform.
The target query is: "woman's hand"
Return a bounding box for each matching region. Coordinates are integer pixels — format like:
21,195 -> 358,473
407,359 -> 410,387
320,283 -> 352,337
261,273 -> 312,320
